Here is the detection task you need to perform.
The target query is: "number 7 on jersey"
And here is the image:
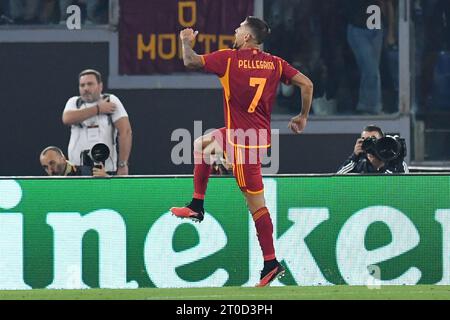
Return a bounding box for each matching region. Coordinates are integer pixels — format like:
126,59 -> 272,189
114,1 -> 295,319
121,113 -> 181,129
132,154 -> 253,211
248,77 -> 267,113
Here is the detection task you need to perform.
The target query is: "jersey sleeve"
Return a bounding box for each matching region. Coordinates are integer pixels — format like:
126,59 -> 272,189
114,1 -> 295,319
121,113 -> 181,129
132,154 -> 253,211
201,49 -> 233,77
279,58 -> 300,85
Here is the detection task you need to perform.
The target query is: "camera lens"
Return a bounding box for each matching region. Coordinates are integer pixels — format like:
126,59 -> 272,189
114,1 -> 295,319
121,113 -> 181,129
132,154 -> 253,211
91,143 -> 110,163
374,137 -> 401,161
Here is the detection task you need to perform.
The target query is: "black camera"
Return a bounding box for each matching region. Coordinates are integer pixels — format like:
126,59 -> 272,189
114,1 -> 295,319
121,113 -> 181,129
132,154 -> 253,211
361,135 -> 407,162
81,143 -> 110,168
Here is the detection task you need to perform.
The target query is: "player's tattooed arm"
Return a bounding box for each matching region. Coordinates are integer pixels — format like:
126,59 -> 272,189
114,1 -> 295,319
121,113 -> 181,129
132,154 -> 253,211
180,28 -> 203,69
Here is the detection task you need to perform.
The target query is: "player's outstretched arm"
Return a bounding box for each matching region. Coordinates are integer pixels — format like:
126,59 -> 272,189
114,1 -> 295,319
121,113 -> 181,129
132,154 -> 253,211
180,28 -> 203,69
288,73 -> 313,134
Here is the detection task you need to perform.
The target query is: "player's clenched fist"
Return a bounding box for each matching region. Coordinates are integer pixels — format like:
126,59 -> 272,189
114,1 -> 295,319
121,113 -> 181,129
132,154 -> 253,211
179,28 -> 199,42
288,115 -> 307,134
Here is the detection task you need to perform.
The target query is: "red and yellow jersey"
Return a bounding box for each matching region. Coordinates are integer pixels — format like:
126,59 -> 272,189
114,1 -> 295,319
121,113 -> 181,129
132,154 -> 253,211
201,48 -> 299,148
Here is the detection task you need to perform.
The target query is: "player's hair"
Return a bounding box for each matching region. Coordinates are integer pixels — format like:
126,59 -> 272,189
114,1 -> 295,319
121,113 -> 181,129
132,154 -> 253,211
363,125 -> 384,137
40,146 -> 65,158
244,16 -> 271,44
79,69 -> 102,83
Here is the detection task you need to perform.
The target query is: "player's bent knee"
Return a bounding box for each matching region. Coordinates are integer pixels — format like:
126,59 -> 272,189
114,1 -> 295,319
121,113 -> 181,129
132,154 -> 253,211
193,136 -> 208,153
194,135 -> 215,153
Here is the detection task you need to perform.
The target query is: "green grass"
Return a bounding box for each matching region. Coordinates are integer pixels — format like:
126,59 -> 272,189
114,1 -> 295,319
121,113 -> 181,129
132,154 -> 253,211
1,285 -> 450,300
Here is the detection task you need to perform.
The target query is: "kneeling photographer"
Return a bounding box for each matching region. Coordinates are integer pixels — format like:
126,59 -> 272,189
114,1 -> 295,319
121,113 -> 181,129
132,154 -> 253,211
337,125 -> 409,174
40,144 -> 109,177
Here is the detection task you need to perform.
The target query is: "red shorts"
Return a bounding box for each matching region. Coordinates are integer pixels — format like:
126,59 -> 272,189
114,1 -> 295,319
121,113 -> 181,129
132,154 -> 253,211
211,127 -> 264,194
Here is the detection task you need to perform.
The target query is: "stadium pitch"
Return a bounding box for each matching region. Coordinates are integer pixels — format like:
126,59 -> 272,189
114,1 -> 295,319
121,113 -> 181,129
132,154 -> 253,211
1,285 -> 450,300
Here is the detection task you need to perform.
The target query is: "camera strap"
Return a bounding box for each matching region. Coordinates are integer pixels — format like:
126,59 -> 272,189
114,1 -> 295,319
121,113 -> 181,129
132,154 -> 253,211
64,161 -> 76,175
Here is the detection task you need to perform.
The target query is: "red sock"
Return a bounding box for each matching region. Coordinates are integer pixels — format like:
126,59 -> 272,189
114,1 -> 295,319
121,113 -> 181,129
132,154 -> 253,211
252,207 -> 276,261
193,151 -> 211,199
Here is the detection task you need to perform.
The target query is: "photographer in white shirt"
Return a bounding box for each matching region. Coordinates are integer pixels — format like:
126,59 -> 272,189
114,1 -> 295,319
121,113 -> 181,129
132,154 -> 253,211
62,69 -> 132,175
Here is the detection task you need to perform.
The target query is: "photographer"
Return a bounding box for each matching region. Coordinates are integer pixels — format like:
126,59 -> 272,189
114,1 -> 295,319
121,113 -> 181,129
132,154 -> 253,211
40,146 -> 108,177
62,69 -> 132,175
337,125 -> 409,174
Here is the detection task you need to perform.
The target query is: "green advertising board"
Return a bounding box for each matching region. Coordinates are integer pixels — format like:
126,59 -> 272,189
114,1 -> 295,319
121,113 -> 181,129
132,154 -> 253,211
0,175 -> 449,289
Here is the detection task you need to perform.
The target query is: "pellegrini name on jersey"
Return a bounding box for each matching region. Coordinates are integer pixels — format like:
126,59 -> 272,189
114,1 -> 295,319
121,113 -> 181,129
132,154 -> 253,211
238,59 -> 276,70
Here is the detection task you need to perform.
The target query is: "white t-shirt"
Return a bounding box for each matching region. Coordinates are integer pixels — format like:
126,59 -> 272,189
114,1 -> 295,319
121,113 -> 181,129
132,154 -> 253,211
63,94 -> 128,172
